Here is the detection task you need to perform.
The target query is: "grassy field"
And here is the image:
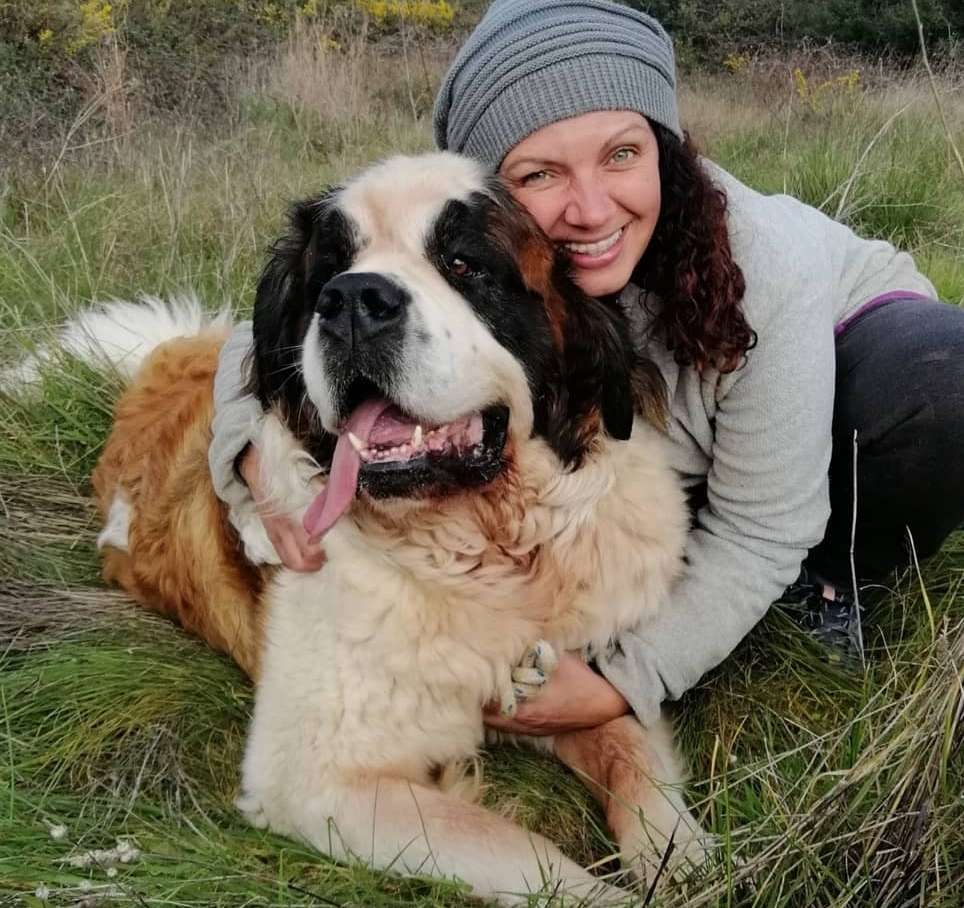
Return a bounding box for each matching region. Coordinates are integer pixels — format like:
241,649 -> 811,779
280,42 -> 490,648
1,27 -> 963,907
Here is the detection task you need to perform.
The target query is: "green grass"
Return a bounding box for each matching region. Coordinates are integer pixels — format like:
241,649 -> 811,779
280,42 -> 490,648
1,35 -> 963,907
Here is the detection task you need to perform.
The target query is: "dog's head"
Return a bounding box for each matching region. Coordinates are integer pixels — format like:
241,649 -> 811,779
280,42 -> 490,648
250,153 -> 663,538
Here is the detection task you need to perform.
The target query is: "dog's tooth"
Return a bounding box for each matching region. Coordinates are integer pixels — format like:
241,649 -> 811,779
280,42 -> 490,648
347,432 -> 365,454
412,425 -> 423,448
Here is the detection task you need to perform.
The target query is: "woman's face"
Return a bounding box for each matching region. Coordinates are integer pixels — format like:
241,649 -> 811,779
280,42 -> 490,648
500,111 -> 661,298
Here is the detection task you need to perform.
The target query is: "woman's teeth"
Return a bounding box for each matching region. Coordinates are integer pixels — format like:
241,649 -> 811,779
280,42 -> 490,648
564,227 -> 623,257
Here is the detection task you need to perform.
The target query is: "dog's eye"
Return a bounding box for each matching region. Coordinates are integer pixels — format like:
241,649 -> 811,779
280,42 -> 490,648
446,256 -> 484,279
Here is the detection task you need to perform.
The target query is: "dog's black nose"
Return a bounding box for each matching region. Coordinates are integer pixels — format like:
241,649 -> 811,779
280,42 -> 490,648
316,272 -> 409,348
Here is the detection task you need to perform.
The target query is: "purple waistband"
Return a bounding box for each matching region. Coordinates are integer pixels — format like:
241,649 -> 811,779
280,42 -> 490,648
834,290 -> 934,337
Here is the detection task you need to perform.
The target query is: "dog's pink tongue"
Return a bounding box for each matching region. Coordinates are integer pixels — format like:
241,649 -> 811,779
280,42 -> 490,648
302,399 -> 392,540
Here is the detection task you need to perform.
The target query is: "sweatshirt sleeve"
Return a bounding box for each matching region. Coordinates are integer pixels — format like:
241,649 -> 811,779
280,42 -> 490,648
208,320 -> 265,511
597,290 -> 835,726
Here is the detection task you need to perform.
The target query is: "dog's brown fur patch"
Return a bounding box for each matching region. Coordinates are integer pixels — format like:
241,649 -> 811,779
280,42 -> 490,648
92,331 -> 268,679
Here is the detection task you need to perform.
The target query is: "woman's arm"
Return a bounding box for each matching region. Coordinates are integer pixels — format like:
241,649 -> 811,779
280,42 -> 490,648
483,651 -> 629,735
597,289 -> 836,726
209,322 -> 324,571
209,321 -> 264,510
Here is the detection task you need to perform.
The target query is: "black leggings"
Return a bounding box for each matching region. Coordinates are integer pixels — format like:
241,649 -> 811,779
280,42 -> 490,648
806,298 -> 964,585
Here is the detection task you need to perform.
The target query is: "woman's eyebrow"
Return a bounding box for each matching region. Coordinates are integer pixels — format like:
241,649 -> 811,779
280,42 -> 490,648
503,156 -> 551,170
603,125 -> 651,145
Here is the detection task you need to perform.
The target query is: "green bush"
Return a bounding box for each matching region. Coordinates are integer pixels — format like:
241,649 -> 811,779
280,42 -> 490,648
0,0 -> 456,163
632,0 -> 962,57
1,0 -> 302,116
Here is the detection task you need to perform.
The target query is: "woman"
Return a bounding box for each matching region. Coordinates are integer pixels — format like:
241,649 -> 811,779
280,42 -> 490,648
209,0 -> 964,733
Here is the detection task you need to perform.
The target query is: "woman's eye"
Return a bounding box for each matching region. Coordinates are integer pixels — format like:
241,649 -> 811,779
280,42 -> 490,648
520,170 -> 551,186
611,147 -> 637,164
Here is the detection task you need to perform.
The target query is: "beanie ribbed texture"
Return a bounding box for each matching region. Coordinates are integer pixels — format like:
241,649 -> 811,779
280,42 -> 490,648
433,0 -> 681,168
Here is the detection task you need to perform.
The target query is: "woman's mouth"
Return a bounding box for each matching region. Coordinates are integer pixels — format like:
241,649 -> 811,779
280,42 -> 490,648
562,226 -> 626,269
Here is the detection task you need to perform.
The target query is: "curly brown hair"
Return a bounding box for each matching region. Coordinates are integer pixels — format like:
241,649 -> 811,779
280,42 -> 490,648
632,124 -> 755,374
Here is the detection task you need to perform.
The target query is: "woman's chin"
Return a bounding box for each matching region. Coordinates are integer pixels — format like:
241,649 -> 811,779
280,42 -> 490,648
571,262 -> 635,298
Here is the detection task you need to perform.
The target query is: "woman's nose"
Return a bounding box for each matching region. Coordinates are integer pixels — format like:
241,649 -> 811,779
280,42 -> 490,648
563,177 -> 613,229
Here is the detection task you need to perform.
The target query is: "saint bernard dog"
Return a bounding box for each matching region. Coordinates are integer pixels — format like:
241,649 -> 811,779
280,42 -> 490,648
71,153 -> 707,903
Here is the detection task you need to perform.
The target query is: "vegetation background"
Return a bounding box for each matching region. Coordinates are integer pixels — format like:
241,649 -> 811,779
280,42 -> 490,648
0,1 -> 962,905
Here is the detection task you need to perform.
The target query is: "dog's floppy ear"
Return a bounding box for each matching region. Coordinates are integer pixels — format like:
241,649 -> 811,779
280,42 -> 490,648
548,278 -> 666,467
555,283 -> 668,454
248,191 -> 352,422
563,290 -> 637,441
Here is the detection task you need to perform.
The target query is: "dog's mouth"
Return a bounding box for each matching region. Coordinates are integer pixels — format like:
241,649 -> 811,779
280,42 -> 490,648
303,386 -> 510,539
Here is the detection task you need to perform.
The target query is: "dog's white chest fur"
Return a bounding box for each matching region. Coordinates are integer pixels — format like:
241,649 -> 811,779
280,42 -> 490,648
252,557 -> 512,786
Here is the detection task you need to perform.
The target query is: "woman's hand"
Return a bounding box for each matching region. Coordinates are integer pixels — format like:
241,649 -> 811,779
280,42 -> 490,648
484,651 -> 630,735
239,444 -> 326,572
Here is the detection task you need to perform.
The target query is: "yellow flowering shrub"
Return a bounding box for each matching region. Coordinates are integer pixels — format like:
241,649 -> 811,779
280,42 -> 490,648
66,0 -> 117,53
256,1 -> 289,30
793,67 -> 862,112
14,0 -> 122,56
356,0 -> 455,30
722,53 -> 749,74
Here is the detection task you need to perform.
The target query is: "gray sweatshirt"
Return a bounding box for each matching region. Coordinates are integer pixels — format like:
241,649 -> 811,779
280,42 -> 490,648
207,163 -> 936,724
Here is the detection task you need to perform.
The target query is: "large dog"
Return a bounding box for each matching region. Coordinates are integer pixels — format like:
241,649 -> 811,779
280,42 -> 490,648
79,153 -> 705,903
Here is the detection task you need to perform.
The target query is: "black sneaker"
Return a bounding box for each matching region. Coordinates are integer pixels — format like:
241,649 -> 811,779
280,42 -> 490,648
780,567 -> 865,663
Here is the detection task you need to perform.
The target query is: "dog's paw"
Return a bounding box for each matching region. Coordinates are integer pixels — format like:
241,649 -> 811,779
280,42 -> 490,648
495,640 -> 559,717
623,818 -> 714,889
511,639 -> 558,698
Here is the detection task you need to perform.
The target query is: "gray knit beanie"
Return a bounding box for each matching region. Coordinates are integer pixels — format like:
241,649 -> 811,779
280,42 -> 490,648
433,0 -> 682,168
